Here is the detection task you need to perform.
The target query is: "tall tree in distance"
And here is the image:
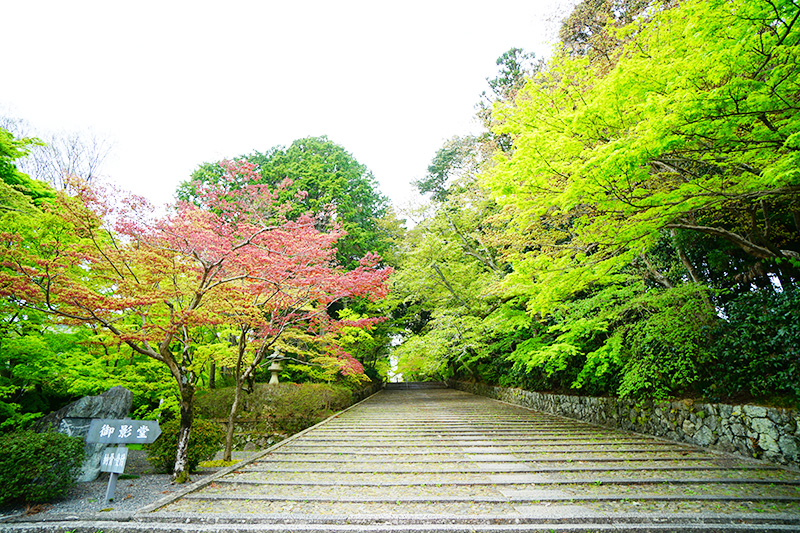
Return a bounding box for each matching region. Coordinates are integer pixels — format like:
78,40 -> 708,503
0,127 -> 54,208
477,48 -> 542,152
558,0 -> 655,59
0,115 -> 111,190
177,136 -> 392,269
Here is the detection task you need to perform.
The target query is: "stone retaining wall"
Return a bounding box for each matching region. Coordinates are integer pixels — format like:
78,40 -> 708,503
448,380 -> 800,470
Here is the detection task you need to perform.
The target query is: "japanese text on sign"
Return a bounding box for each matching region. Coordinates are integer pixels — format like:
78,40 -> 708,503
87,419 -> 161,444
100,447 -> 128,474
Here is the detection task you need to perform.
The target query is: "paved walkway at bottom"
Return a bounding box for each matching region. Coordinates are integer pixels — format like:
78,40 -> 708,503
12,386 -> 800,531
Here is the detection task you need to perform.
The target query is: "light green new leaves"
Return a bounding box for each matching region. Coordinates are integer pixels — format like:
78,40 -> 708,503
484,0 -> 800,310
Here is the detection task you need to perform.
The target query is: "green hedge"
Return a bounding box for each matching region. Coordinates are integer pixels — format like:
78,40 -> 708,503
195,382 -> 355,434
0,431 -> 85,505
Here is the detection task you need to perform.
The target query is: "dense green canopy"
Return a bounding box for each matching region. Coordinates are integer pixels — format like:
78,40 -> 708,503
391,0 -> 800,404
178,136 -> 392,268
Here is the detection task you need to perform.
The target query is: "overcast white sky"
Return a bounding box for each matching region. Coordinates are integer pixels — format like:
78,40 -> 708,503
4,1 -> 573,210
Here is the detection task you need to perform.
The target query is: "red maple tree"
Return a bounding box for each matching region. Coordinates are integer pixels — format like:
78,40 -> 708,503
0,161 -> 392,479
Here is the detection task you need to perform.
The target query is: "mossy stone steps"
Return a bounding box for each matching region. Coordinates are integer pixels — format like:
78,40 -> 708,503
152,386 -> 800,531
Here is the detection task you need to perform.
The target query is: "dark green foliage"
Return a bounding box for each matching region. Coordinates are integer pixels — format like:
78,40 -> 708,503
195,383 -> 354,434
0,431 -> 84,505
486,48 -> 539,100
267,384 -> 354,434
144,418 -> 225,474
703,289 -> 800,406
177,136 -> 392,268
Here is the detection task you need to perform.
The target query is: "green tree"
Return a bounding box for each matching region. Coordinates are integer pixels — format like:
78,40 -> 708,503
558,0 -> 655,59
485,0 -> 800,313
177,136 -> 392,268
0,127 -> 53,207
392,137 -> 508,381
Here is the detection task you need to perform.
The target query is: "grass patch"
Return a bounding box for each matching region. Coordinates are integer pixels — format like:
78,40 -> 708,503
198,459 -> 239,468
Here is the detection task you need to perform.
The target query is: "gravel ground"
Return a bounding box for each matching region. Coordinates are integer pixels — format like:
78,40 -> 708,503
0,449 -> 256,521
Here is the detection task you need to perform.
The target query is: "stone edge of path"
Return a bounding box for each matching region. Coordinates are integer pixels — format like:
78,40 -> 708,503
482,388 -> 785,474
449,380 -> 800,471
132,386 -> 386,516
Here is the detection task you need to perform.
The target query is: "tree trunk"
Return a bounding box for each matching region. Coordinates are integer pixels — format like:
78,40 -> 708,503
671,229 -> 715,312
173,385 -> 195,482
209,361 -> 216,390
640,254 -> 673,288
223,380 -> 244,462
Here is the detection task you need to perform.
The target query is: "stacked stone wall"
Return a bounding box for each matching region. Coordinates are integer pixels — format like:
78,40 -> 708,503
448,380 -> 800,470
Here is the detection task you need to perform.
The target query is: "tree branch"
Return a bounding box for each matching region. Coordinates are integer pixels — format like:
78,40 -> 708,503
665,222 -> 779,259
431,262 -> 468,307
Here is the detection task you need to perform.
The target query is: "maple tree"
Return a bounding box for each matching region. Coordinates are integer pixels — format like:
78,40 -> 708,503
485,0 -> 800,311
390,0 -> 800,403
178,136 -> 393,269
0,159 -> 391,479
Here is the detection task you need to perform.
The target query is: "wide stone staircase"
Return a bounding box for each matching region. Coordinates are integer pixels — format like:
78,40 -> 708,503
16,385 -> 800,531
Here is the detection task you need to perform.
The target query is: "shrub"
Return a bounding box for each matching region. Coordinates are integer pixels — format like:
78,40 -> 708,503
266,383 -> 353,433
194,382 -> 355,435
0,431 -> 85,505
194,387 -> 237,419
703,288 -> 800,405
144,418 -> 225,474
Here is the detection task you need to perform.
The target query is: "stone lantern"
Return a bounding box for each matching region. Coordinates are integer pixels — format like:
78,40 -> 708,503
268,349 -> 283,384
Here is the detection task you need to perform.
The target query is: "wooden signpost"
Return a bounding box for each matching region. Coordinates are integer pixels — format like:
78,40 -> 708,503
87,419 -> 161,503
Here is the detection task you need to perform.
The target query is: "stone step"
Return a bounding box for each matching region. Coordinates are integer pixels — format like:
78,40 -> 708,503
222,469 -> 795,483
143,387 -> 800,530
268,446 -> 697,455
312,429 -> 612,435
181,493 -> 800,503
248,455 -> 723,464
135,513 -> 800,525
214,477 -> 800,487
25,517 -> 800,533
238,464 -> 770,474
293,437 -> 661,443
159,497 -> 800,519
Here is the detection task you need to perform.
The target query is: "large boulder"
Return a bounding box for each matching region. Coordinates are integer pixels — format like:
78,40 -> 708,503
36,386 -> 133,482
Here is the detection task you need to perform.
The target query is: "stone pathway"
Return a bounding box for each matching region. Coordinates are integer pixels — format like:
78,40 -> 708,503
9,385 -> 800,531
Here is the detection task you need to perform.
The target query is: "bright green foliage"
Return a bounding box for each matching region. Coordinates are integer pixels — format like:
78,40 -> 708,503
0,128 -> 176,428
491,279 -> 717,399
145,418 -> 225,475
334,308 -> 392,382
614,285 -> 717,399
398,0 -> 799,402
0,127 -> 53,206
0,314 -> 178,430
0,430 -> 84,504
485,0 -> 800,311
391,138 -> 509,381
177,136 -> 392,268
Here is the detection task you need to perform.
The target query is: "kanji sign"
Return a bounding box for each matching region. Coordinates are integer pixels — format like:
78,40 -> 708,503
87,419 -> 161,444
100,446 -> 128,474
